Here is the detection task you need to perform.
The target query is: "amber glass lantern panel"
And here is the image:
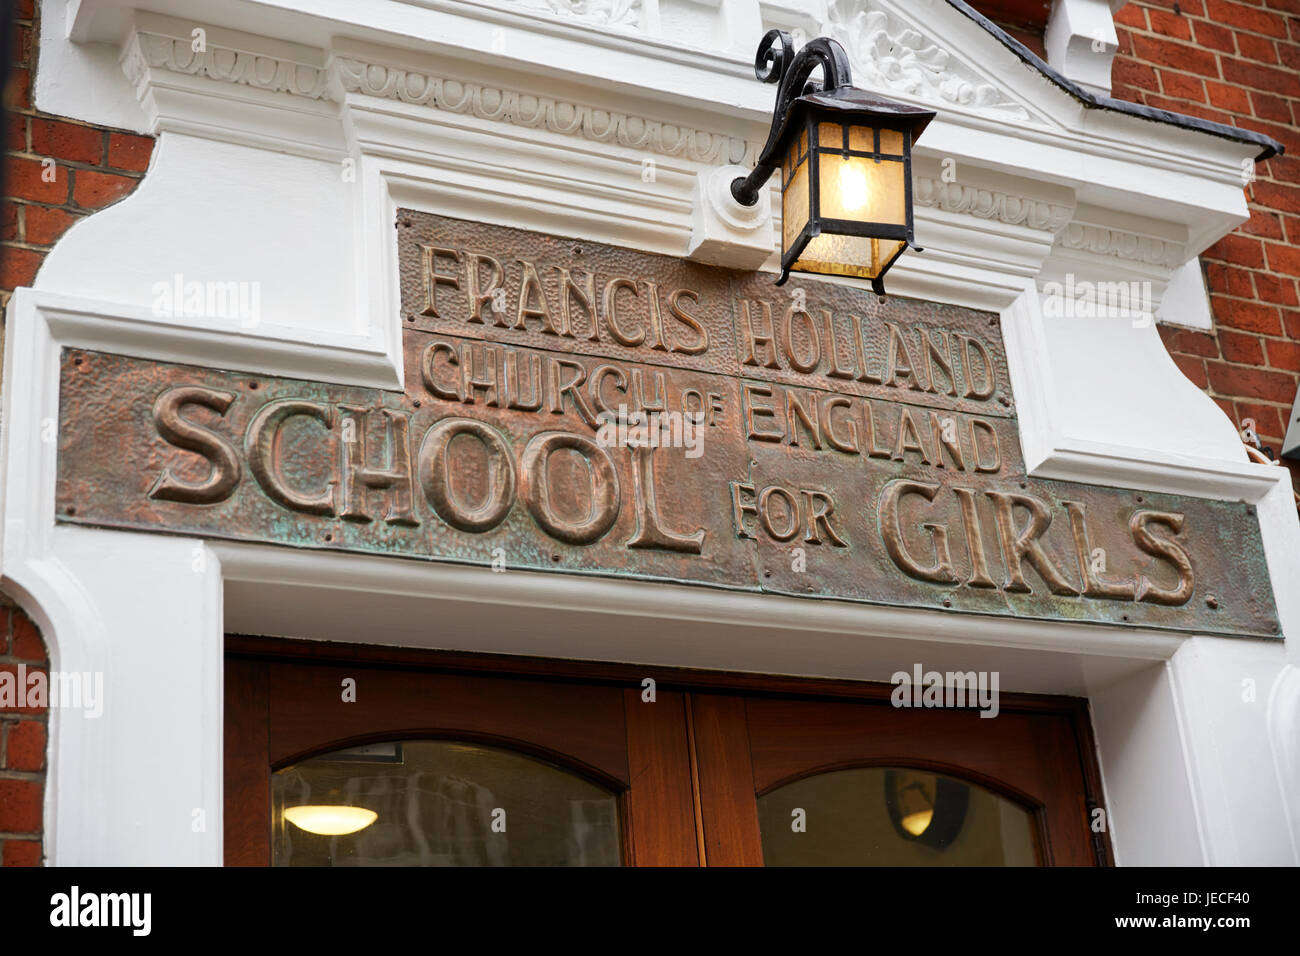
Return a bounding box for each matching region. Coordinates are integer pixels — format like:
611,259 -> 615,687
781,125 -> 810,254
817,153 -> 906,222
791,234 -> 907,281
816,124 -> 906,228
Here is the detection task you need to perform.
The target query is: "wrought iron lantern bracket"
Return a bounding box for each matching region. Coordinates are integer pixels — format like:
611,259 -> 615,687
730,31 -> 856,208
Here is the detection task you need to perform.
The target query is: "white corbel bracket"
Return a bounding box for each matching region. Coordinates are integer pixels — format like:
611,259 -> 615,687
686,164 -> 776,271
1045,0 -> 1123,98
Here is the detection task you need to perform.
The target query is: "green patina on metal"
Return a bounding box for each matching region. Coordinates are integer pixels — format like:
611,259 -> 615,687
52,212 -> 1280,638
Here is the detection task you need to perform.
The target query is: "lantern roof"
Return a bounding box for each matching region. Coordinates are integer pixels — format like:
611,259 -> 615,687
762,87 -> 937,173
787,89 -> 936,141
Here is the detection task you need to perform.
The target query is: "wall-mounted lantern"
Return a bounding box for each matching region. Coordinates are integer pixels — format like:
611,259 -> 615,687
731,31 -> 935,293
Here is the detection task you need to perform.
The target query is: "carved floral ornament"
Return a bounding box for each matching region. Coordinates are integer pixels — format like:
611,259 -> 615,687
822,0 -> 1032,122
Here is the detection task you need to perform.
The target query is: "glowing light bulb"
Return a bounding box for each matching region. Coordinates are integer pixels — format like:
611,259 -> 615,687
838,161 -> 870,213
901,809 -> 934,837
284,805 -> 378,836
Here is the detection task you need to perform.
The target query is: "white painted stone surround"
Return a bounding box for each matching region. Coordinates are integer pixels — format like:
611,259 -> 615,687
2,0 -> 1295,864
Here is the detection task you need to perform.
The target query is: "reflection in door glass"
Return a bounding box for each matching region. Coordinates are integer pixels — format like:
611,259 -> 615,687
758,768 -> 1039,866
272,740 -> 621,866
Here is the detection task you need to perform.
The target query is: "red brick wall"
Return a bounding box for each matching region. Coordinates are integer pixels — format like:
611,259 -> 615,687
1108,0 -> 1300,489
2,0 -> 155,312
0,598 -> 47,866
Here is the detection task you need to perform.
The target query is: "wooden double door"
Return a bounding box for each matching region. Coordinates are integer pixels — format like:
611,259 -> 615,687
225,639 -> 1108,866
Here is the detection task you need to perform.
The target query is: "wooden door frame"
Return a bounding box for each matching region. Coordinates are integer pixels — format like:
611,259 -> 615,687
225,635 -> 1113,866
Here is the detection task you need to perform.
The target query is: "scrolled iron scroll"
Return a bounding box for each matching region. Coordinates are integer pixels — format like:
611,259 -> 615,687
731,30 -> 855,206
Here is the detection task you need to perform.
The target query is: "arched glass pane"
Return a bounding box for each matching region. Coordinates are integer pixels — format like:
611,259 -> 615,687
272,740 -> 621,866
758,767 -> 1039,866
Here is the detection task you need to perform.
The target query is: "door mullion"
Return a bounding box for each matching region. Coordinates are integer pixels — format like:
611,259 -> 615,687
622,688 -> 701,866
689,693 -> 764,866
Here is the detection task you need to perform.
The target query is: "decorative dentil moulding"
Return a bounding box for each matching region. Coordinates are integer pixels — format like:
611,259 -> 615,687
914,177 -> 1073,233
1056,221 -> 1184,268
121,32 -> 334,102
822,0 -> 1032,122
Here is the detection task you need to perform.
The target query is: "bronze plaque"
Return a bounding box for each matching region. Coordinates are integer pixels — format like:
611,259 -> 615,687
54,212 -> 1279,638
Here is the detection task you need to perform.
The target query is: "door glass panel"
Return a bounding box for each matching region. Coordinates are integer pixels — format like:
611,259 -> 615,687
758,767 -> 1039,866
272,739 -> 621,866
